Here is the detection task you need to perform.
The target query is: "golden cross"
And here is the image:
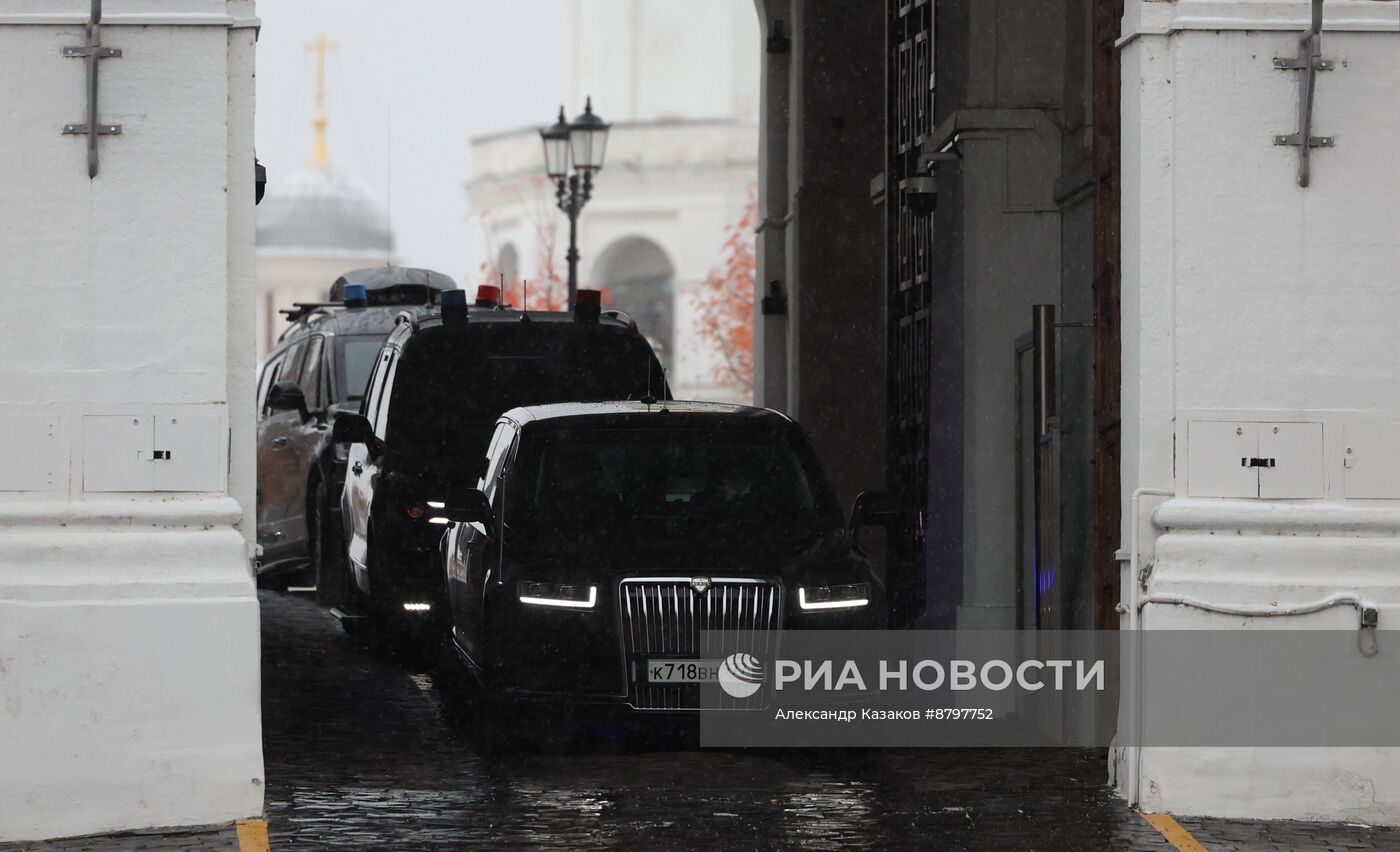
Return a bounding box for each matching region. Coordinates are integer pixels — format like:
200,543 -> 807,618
306,33 -> 338,112
305,34 -> 338,167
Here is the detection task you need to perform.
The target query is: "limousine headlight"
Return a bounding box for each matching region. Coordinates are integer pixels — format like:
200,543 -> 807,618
798,583 -> 870,611
518,581 -> 598,609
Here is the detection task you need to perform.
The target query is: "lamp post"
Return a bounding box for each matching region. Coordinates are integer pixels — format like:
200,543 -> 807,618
540,97 -> 611,309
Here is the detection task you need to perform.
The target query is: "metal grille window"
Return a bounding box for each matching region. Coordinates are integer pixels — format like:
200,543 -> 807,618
886,0 -> 935,624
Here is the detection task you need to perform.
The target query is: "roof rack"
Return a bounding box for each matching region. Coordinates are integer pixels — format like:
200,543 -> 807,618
276,302 -> 343,342
280,301 -> 344,324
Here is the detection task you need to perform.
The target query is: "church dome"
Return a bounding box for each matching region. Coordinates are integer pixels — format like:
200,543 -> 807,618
256,166 -> 394,257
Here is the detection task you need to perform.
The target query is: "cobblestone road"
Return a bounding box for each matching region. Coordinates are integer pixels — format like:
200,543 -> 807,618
5,592 -> 1398,850
257,591 -> 1400,851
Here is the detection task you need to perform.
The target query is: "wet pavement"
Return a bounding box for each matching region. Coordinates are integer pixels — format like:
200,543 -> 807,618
0,828 -> 242,851
257,590 -> 1400,851
5,592 -> 1398,850
5,592 -> 1398,851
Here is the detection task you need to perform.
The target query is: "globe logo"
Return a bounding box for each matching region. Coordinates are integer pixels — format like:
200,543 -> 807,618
718,652 -> 765,699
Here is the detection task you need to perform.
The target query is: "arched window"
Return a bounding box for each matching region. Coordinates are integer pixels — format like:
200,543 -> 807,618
591,236 -> 676,366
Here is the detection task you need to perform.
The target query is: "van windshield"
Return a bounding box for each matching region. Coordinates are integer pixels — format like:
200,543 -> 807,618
503,426 -> 843,545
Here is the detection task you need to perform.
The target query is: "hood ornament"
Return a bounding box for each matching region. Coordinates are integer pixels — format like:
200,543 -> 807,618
690,577 -> 712,594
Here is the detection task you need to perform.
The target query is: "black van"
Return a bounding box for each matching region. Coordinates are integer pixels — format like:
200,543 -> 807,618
331,288 -> 669,643
255,267 -> 449,596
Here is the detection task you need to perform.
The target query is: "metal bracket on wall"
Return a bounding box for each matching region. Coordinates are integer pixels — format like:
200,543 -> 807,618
916,141 -> 962,175
62,0 -> 122,179
761,281 -> 788,316
1272,0 -> 1335,188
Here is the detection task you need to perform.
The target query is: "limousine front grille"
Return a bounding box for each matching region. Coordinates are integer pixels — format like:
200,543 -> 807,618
619,577 -> 781,710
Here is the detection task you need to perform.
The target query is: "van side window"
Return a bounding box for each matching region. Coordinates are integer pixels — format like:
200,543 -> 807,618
298,336 -> 325,410
278,340 -> 309,398
257,354 -> 286,419
321,342 -> 335,405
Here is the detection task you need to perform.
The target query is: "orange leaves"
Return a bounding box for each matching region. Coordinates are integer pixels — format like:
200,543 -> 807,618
690,190 -> 757,398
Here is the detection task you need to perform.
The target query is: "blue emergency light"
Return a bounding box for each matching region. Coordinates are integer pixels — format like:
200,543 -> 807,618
442,288 -> 469,322
343,283 -> 368,309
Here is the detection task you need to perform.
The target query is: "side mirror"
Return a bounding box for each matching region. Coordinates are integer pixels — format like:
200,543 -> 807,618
266,380 -> 309,421
434,488 -> 494,530
849,490 -> 899,535
331,413 -> 381,454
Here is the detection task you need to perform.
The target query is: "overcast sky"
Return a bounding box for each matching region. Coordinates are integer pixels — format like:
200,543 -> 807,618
254,0 -> 570,284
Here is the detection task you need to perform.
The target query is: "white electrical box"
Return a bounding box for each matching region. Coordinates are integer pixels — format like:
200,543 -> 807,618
1188,420 -> 1324,499
84,415 -> 155,491
83,411 -> 225,493
1343,423 -> 1400,499
1259,422 -> 1324,499
153,414 -> 225,492
1188,421 -> 1259,498
0,415 -> 63,491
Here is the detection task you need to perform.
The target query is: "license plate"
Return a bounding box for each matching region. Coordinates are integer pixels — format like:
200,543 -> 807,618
644,659 -> 722,683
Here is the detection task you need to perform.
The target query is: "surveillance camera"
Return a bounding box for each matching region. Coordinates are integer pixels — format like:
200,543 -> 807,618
255,158 -> 267,206
902,175 -> 938,217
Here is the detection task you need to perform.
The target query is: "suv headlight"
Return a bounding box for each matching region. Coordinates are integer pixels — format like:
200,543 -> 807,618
798,583 -> 870,611
518,581 -> 598,609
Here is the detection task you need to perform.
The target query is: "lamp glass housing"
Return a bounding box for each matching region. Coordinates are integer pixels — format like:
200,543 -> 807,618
540,108 -> 572,179
569,98 -> 611,173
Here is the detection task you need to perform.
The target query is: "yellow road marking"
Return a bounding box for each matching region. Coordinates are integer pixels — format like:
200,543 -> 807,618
1142,812 -> 1208,852
236,818 -> 270,852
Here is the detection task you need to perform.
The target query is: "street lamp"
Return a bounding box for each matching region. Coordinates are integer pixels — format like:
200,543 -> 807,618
541,107 -> 571,180
539,96 -> 611,309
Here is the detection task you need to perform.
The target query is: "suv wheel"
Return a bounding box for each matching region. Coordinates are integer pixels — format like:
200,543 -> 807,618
311,480 -> 349,607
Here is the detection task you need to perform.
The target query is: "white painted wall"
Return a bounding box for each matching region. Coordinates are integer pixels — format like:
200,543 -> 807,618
1118,0 -> 1400,823
469,121 -> 758,403
0,0 -> 264,841
569,0 -> 760,124
469,1 -> 760,403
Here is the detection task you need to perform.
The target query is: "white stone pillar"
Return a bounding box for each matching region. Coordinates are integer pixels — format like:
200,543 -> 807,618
1118,0 -> 1400,823
0,0 -> 263,842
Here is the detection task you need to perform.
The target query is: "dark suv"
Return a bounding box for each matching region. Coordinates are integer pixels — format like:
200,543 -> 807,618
332,289 -> 668,643
255,267 -> 450,596
436,401 -> 892,715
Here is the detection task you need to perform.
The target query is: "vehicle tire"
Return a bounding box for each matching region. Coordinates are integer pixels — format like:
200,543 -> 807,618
255,568 -> 293,593
476,695 -> 576,755
428,647 -> 475,730
354,538 -> 400,652
473,690 -> 537,755
468,625 -> 574,753
311,479 -> 348,607
338,532 -> 374,641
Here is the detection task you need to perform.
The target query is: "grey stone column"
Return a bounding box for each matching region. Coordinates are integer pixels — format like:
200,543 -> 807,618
780,0 -> 887,510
